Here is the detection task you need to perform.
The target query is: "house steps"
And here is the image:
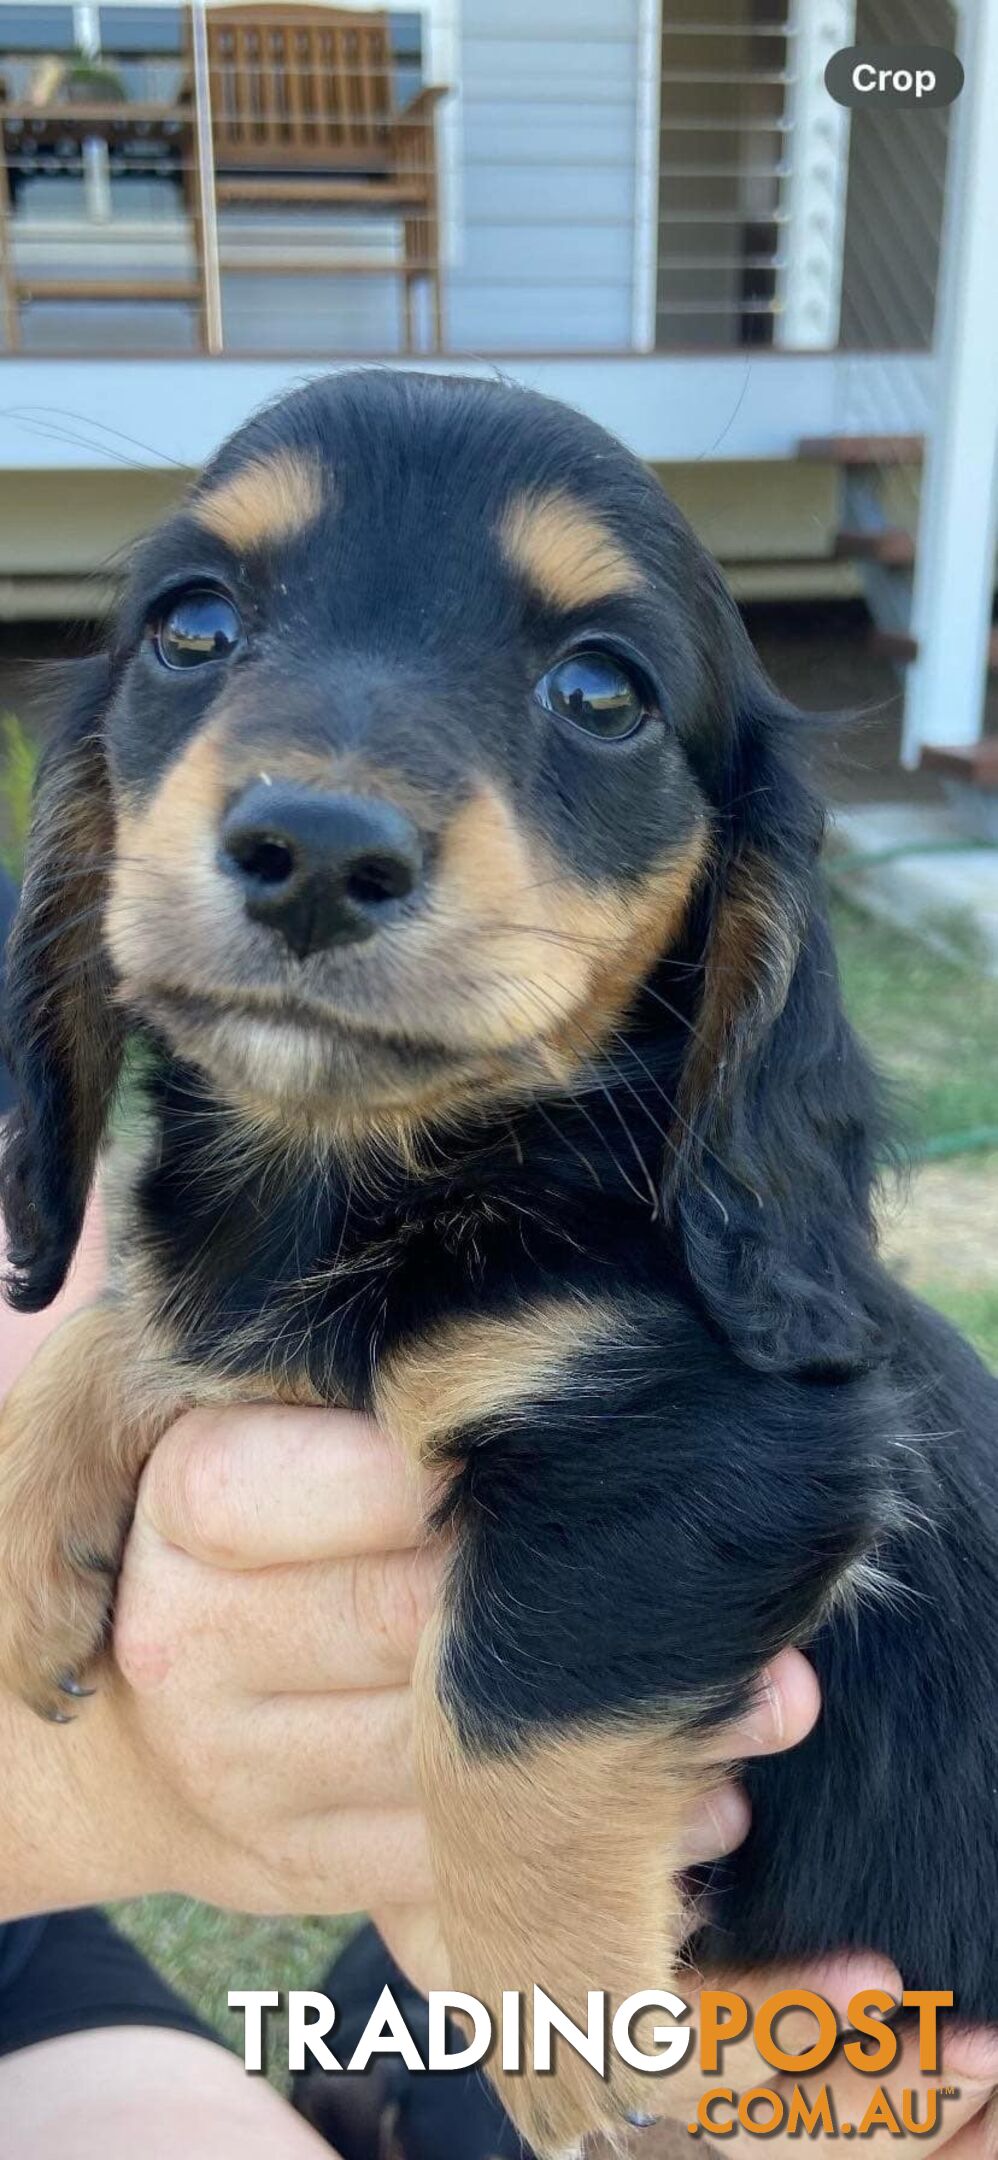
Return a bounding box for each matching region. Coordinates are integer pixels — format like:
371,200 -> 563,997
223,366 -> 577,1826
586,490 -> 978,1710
796,435 -> 998,785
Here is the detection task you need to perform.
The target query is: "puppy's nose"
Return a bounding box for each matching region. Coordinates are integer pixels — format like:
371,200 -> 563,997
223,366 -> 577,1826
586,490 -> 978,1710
220,782 -> 423,958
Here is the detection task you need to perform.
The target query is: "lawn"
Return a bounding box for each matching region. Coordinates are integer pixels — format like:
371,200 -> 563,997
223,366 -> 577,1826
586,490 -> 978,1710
106,893 -> 998,2052
830,893 -> 998,1369
111,1903 -> 352,2088
830,891 -> 998,1152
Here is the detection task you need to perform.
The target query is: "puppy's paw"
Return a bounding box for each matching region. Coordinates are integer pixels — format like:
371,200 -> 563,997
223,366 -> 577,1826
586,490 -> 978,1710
0,1303 -> 143,1719
0,1452 -> 124,1719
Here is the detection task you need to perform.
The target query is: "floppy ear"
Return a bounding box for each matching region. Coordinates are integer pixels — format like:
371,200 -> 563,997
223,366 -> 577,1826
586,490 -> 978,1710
0,656 -> 125,1312
667,669 -> 891,1376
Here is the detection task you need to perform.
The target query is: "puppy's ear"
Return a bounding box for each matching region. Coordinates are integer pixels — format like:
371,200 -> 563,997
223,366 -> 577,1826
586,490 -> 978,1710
0,657 -> 125,1311
667,667 -> 889,1375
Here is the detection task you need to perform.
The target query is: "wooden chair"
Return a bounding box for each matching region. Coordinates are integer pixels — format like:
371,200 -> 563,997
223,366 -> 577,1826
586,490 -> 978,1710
199,5 -> 447,352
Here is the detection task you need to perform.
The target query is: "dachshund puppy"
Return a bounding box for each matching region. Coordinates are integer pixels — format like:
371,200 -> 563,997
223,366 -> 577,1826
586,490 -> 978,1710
0,370 -> 996,2154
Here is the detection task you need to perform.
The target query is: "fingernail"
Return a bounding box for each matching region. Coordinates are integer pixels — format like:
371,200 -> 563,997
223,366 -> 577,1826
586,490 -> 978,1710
740,1672 -> 782,1748
944,2025 -> 998,2079
684,1801 -> 723,1862
684,1788 -> 749,1862
625,2112 -> 660,2130
807,1955 -> 903,2020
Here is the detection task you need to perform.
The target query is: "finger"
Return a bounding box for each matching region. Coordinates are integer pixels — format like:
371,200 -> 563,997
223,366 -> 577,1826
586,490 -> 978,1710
660,1955 -> 903,2114
710,2014 -> 998,2160
916,2105 -> 993,2160
246,1688 -> 417,1810
701,1649 -> 820,1764
139,1407 -> 436,1568
678,1781 -> 750,1865
204,1547 -> 443,1694
116,1526 -> 444,1700
238,1548 -> 443,1692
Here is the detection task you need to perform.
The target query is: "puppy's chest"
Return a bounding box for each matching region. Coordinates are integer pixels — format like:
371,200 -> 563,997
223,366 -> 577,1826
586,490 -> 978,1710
135,1147 -> 593,1415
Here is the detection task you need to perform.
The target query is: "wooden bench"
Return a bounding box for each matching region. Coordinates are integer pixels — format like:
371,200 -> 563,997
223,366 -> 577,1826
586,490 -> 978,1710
199,4 -> 448,352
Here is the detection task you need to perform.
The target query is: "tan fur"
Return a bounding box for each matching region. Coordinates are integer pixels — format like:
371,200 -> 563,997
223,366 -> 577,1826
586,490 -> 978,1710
108,728 -> 437,1025
192,450 -> 324,554
416,1609 -> 711,2155
426,787 -> 707,1063
379,1292 -> 710,2149
375,1296 -> 620,1463
539,827 -> 710,1079
0,1249 -> 344,1713
108,725 -> 233,1020
110,739 -> 707,1145
0,1300 -> 186,1714
678,846 -> 802,1127
500,490 -> 646,611
116,725 -> 226,866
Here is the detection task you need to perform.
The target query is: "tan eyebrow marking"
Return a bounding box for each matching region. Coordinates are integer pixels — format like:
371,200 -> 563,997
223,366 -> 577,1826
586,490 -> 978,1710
500,488 -> 646,610
192,449 -> 325,553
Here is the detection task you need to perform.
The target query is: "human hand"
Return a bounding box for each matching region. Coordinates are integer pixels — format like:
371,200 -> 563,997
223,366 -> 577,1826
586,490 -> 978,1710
111,1403 -> 447,1913
0,1357 -> 821,1959
112,1453 -> 822,1935
617,1952 -> 998,2160
0,1399 -> 443,1921
0,1228 -> 836,2021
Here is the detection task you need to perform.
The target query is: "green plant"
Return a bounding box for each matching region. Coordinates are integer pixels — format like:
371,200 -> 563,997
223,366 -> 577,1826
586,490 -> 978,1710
0,712 -> 37,879
64,54 -> 128,103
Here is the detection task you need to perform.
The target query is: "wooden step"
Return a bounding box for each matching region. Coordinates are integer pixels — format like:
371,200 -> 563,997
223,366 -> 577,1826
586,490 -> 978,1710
870,628 -> 918,662
215,179 -> 427,206
872,626 -> 998,667
798,434 -> 924,466
17,277 -> 200,303
835,527 -> 916,567
919,739 -> 998,789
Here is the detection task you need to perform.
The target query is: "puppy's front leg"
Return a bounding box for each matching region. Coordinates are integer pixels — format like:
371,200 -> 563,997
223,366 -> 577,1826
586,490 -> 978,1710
378,1294 -> 890,2156
0,1299 -> 182,1718
417,1614 -> 706,2156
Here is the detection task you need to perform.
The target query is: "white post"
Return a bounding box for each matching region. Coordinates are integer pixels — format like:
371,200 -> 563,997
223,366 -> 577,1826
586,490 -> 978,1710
631,0 -> 662,353
73,2 -> 112,226
74,5 -> 100,56
191,0 -> 224,355
776,0 -> 854,349
903,0 -> 998,766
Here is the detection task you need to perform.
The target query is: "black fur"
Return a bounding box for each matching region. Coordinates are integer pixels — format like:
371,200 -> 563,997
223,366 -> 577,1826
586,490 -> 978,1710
2,369 -> 997,2018
0,656 -> 124,1310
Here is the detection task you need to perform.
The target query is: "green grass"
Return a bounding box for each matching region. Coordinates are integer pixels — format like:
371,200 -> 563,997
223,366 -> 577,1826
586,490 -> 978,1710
111,1902 -> 352,2083
911,1283 -> 998,1373
829,893 -> 998,1148
0,712 -> 36,878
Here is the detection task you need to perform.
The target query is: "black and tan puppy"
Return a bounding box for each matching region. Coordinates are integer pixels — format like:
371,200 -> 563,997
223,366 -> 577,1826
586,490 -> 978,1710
0,370 -> 996,2153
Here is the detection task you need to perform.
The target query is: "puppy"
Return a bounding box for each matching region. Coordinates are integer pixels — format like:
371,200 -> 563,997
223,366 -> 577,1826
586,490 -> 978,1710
0,370 -> 996,2155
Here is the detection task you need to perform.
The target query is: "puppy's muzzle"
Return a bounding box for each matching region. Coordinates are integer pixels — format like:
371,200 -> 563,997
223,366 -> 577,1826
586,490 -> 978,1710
220,781 -> 424,960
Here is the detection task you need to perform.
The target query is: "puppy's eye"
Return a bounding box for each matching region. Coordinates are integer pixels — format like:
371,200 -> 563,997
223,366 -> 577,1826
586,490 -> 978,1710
151,589 -> 242,670
534,650 -> 652,740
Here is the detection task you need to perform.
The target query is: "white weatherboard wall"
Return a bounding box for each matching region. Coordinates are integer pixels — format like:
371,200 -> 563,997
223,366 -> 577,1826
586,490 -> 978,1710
0,351 -> 936,472
0,0 -> 643,358
447,0 -> 641,351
